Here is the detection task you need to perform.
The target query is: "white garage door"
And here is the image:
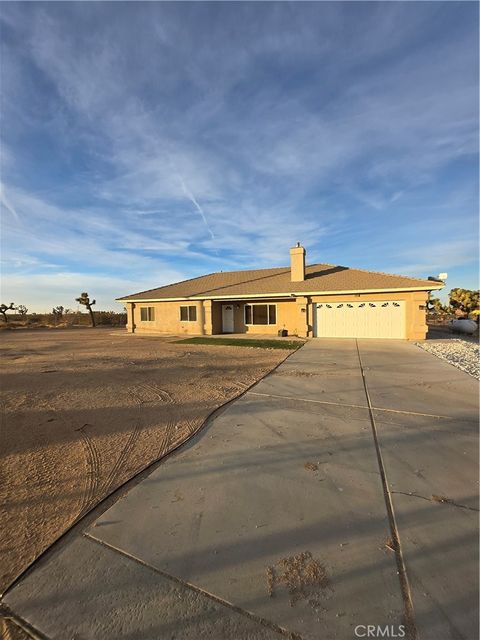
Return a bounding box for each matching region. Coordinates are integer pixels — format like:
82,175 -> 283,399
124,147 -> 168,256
314,301 -> 406,339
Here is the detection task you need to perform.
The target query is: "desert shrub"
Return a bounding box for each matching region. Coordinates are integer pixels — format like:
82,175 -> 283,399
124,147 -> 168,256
94,311 -> 127,326
427,312 -> 456,327
3,311 -> 127,328
63,312 -> 83,326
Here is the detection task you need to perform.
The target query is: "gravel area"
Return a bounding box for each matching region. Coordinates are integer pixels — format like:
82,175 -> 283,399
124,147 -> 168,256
416,338 -> 479,379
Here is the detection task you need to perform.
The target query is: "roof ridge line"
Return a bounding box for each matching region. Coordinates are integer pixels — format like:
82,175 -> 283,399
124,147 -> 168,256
344,264 -> 432,283
191,267 -> 293,297
210,264 -> 290,274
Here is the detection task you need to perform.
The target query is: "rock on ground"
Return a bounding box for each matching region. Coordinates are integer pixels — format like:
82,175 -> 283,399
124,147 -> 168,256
416,338 -> 479,379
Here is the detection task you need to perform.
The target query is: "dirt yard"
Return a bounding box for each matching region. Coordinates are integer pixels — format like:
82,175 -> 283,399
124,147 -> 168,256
0,328 -> 292,596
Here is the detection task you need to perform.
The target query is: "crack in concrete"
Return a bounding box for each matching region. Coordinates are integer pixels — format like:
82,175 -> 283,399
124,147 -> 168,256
83,533 -> 302,639
390,491 -> 479,512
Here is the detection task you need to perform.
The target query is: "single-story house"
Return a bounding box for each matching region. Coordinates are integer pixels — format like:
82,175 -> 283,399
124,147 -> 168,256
117,244 -> 444,340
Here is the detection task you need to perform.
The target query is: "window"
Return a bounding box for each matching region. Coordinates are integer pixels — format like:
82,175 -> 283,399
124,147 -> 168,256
244,304 -> 276,325
180,305 -> 197,322
140,307 -> 155,322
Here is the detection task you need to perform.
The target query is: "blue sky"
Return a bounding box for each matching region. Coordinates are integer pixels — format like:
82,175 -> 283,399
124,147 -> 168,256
1,2 -> 478,312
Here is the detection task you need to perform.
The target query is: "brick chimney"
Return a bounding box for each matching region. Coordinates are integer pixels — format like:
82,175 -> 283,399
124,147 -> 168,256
290,242 -> 306,281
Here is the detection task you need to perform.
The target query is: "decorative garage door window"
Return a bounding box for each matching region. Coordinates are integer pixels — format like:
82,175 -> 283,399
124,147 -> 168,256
244,304 -> 276,325
317,302 -> 398,310
180,305 -> 197,322
140,307 -> 155,321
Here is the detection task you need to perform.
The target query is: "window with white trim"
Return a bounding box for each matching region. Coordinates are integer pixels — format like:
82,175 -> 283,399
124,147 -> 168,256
180,305 -> 197,322
244,304 -> 276,325
140,307 -> 155,322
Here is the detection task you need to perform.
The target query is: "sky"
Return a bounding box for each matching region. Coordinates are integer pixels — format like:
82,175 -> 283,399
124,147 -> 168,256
1,1 -> 478,312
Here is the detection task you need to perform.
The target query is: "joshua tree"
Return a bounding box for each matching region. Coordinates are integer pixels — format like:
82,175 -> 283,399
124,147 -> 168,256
52,306 -> 64,326
427,295 -> 447,314
0,302 -> 16,323
17,304 -> 28,316
449,288 -> 479,318
75,292 -> 96,327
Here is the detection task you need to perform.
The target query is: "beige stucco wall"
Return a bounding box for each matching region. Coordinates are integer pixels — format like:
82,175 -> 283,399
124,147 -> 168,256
230,299 -> 306,336
211,302 -> 223,335
126,303 -> 135,332
126,290 -> 429,340
126,299 -> 306,337
129,300 -> 205,335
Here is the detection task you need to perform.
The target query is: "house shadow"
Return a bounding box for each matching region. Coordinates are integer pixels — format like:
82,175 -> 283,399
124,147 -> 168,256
306,265 -> 349,279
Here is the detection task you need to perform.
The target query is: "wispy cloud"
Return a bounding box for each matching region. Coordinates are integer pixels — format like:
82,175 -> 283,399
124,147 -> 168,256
391,238 -> 479,276
0,183 -> 19,220
177,175 -> 215,241
0,2 -> 478,309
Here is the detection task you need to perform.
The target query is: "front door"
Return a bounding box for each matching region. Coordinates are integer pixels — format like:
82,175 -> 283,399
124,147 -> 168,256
222,304 -> 234,333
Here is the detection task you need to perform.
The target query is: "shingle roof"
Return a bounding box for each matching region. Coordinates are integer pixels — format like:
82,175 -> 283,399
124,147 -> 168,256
118,263 -> 442,301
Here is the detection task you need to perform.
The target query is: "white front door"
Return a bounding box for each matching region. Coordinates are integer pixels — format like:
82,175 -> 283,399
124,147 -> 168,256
314,301 -> 406,339
222,304 -> 234,333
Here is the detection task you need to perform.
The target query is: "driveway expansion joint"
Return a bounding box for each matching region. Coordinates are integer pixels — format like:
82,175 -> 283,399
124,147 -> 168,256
0,603 -> 49,640
248,391 -> 459,420
83,533 -> 300,639
355,340 -> 418,640
248,390 -> 370,411
390,491 -> 479,512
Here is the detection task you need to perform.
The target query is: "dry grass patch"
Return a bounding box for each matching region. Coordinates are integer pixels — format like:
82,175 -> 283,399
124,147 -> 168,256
266,551 -> 330,606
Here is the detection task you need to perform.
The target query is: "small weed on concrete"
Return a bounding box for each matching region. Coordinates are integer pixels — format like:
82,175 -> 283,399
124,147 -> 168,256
384,536 -> 395,552
266,551 -> 329,606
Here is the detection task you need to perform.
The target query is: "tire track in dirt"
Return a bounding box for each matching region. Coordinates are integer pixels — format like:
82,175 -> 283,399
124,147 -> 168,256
157,420 -> 176,459
174,419 -> 199,447
79,384 -> 176,505
77,427 -> 102,516
140,382 -> 174,404
130,383 -> 173,404
100,424 -> 142,496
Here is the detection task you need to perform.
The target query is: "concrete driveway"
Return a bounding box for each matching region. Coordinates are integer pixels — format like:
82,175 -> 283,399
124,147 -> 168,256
3,340 -> 478,640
